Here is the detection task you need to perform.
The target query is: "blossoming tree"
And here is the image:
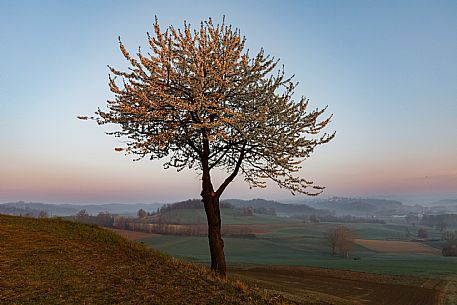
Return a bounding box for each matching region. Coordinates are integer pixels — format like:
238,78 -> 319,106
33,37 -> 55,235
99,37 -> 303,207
89,17 -> 334,276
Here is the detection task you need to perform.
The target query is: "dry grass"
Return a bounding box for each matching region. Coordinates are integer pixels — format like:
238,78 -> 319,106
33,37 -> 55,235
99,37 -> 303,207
442,276 -> 457,305
0,215 -> 296,305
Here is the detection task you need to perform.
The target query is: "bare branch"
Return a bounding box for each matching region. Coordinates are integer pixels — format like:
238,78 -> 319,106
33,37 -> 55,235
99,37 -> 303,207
216,142 -> 246,197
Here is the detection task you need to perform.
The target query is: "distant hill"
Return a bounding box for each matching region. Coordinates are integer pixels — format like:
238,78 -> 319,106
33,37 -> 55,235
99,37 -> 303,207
0,204 -> 42,217
75,203 -> 163,215
430,199 -> 457,206
2,197 -> 420,218
428,199 -> 457,213
302,197 -> 405,216
0,215 -> 294,305
1,201 -> 79,216
0,201 -> 163,216
224,198 -> 329,216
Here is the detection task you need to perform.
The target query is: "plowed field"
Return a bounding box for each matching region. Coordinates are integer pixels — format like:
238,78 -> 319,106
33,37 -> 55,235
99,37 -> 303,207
231,266 -> 444,305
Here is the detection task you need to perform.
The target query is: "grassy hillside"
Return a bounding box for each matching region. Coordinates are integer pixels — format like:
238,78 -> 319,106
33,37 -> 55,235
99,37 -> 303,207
0,215 -> 295,305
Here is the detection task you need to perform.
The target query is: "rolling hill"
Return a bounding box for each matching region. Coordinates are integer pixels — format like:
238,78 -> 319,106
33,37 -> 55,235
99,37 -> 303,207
301,197 -> 406,216
1,197 -> 426,218
0,215 -> 295,305
224,198 -> 329,217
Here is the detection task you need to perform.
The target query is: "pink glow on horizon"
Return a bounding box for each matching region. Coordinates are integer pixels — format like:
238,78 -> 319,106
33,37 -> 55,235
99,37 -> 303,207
2,155 -> 456,203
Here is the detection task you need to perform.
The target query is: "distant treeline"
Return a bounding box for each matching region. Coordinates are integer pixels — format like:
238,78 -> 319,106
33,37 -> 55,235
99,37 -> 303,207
421,214 -> 457,228
71,211 -> 255,237
305,214 -> 385,224
158,199 -> 276,216
126,222 -> 256,238
158,199 -> 234,213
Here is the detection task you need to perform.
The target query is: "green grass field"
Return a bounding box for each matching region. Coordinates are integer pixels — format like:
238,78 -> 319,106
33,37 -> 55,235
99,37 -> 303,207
139,221 -> 457,278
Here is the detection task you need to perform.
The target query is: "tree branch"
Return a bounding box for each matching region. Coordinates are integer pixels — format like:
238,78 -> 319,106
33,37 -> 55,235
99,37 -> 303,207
187,139 -> 201,157
215,141 -> 246,197
208,141 -> 238,170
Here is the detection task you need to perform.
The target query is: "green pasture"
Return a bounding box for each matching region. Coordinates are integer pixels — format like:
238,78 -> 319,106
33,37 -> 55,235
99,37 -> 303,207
251,222 -> 436,240
140,221 -> 457,278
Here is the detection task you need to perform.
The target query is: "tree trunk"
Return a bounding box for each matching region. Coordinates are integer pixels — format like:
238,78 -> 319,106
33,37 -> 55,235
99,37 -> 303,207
200,132 -> 226,277
202,191 -> 226,276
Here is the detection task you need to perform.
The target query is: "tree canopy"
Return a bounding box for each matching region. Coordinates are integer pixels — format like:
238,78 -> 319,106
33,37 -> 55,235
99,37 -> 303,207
94,17 -> 334,196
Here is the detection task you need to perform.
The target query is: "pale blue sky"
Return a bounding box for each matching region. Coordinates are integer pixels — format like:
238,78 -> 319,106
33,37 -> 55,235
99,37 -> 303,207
1,0 -> 456,203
